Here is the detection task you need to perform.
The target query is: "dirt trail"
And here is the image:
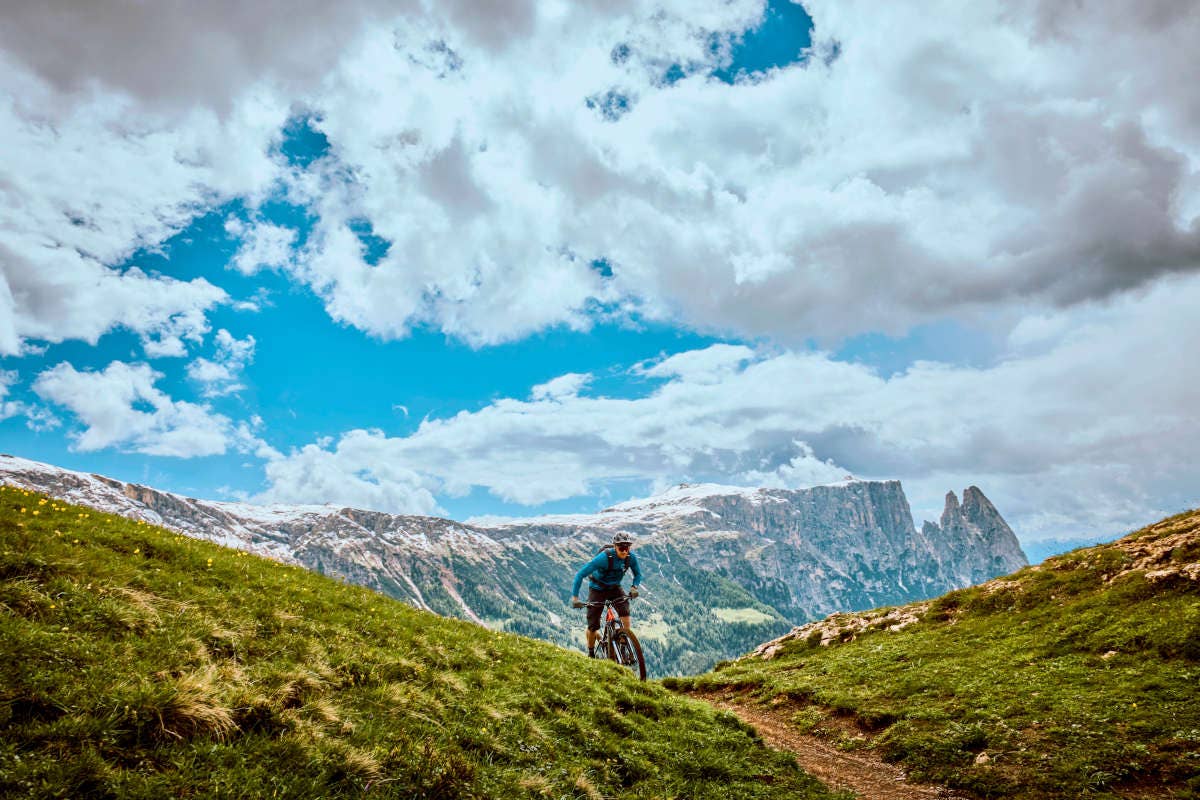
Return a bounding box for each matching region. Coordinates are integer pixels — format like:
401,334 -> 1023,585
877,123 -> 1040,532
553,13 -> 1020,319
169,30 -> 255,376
699,694 -> 969,800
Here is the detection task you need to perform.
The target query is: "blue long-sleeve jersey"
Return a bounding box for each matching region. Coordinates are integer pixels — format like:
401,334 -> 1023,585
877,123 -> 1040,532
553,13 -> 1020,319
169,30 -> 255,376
571,549 -> 641,597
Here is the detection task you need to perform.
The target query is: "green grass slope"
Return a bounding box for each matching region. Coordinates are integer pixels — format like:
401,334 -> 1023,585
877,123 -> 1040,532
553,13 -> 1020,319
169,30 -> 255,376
669,509 -> 1200,799
0,485 -> 849,800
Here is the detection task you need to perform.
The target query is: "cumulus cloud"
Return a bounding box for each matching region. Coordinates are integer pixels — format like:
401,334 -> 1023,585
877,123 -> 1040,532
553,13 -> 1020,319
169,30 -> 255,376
0,370 -> 24,421
8,2 -> 1197,350
638,344 -> 756,382
0,248 -> 228,359
258,433 -> 442,516
259,271 -> 1200,539
0,28 -> 289,359
531,373 -> 592,401
0,0 -> 413,112
32,361 -> 239,457
249,0 -> 1200,347
187,329 -> 257,397
224,218 -> 298,275
740,442 -> 848,489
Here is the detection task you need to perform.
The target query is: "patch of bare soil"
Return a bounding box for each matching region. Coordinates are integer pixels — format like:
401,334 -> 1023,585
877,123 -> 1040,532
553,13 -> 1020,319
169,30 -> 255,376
695,691 -> 970,800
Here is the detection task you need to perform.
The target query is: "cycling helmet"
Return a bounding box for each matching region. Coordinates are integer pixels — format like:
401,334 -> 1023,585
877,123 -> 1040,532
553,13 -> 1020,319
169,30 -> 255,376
612,532 -> 634,547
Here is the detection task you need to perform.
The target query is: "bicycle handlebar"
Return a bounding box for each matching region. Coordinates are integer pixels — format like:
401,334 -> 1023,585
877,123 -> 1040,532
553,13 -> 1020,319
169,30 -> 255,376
575,595 -> 638,608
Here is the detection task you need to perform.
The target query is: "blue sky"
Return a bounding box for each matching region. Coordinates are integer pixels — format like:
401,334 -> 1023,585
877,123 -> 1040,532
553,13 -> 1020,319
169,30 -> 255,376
2,0 -> 1199,542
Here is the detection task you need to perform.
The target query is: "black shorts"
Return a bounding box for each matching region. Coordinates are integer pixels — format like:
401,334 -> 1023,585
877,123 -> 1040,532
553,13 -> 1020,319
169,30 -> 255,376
587,585 -> 629,631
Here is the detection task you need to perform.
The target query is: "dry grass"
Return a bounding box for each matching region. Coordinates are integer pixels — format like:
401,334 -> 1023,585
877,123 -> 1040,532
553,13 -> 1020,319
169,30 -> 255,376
157,668 -> 238,741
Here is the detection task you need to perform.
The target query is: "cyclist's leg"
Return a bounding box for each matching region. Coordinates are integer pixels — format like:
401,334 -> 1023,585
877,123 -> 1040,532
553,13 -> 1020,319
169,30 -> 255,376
613,589 -> 632,631
586,587 -> 604,652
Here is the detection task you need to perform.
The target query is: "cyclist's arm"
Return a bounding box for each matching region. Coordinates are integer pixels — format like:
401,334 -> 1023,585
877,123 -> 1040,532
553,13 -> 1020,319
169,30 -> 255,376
570,553 -> 603,598
629,552 -> 642,587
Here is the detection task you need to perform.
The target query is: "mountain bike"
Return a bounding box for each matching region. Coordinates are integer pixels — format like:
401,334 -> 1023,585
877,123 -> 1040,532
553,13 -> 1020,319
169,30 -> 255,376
588,596 -> 647,680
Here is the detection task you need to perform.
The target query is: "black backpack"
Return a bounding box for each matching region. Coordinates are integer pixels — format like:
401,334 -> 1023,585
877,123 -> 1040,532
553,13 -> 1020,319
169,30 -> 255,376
596,544 -> 630,580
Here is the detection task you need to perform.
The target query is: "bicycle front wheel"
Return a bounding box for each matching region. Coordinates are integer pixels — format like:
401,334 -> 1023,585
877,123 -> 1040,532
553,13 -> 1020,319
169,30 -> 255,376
611,630 -> 647,681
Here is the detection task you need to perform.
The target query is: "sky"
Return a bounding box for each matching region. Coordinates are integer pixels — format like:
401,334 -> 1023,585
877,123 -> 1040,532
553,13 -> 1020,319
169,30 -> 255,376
1,0 -> 1198,545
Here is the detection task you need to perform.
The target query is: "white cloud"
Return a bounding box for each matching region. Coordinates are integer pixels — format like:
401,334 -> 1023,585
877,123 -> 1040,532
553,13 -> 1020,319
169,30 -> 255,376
258,432 -> 442,516
531,373 -> 592,401
224,218 -> 298,275
0,0 -> 413,113
187,329 -> 257,397
0,370 -> 60,430
23,406 -> 62,433
260,271 -> 1200,539
6,2 -> 1197,351
639,344 -> 756,382
0,370 -> 24,421
0,39 -> 288,358
740,441 -> 849,489
249,0 -> 1200,347
32,361 -> 239,457
0,247 -> 228,358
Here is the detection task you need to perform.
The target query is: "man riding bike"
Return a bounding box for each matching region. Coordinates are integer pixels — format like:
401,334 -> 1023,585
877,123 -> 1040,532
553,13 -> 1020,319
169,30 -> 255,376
571,532 -> 642,658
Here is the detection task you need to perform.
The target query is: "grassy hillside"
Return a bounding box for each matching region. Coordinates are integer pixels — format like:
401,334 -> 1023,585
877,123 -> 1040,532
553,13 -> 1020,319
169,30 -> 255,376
0,485 -> 849,800
668,509 -> 1200,799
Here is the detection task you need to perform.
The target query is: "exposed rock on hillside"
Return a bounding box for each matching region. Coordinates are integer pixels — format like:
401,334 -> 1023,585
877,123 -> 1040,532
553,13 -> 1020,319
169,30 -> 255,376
751,604 -> 932,660
747,507 -> 1200,662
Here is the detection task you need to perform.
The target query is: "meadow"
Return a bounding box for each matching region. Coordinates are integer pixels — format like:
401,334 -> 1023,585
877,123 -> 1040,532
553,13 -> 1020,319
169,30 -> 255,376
0,484 -> 847,800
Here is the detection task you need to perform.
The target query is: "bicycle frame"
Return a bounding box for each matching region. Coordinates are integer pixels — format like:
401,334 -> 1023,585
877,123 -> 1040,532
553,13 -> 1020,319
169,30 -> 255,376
599,599 -> 625,654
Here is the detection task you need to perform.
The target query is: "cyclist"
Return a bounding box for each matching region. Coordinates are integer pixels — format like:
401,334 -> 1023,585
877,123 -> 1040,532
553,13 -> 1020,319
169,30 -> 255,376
571,532 -> 642,658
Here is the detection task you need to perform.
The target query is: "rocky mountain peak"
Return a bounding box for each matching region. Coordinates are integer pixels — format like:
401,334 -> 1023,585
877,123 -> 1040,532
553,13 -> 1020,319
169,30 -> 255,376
923,485 -> 1026,587
943,490 -> 961,517
962,485 -> 1002,527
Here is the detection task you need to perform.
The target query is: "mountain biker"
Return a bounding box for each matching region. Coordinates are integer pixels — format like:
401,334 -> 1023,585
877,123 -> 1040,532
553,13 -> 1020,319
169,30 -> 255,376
571,532 -> 642,658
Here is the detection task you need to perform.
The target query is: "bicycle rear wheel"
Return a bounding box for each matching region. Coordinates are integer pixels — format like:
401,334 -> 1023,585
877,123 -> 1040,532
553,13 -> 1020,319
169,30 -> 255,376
611,630 -> 647,680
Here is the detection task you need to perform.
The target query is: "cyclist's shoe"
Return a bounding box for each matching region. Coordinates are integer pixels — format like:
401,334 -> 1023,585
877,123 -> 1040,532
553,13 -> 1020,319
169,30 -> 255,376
587,648 -> 596,658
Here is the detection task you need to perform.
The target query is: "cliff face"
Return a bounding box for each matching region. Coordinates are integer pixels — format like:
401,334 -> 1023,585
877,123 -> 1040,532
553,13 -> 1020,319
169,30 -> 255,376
0,455 -> 1027,675
590,481 -> 1026,622
920,486 -> 1027,588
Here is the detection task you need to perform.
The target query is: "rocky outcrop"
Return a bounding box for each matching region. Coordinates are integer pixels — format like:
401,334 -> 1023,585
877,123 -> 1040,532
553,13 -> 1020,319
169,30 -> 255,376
751,603 -> 932,659
0,454 -> 1027,675
921,487 -> 1027,588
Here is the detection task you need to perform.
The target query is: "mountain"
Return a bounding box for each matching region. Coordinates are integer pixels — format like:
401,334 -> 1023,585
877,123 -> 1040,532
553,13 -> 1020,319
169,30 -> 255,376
0,483 -> 843,800
671,508 -> 1200,798
0,454 -> 1027,676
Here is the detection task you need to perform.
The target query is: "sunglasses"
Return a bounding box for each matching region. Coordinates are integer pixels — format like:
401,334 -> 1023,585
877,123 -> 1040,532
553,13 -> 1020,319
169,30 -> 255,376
615,544 -> 631,551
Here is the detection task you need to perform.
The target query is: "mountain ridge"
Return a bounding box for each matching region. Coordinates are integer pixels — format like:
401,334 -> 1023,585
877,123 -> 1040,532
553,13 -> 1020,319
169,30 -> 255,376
0,453 -> 1027,675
